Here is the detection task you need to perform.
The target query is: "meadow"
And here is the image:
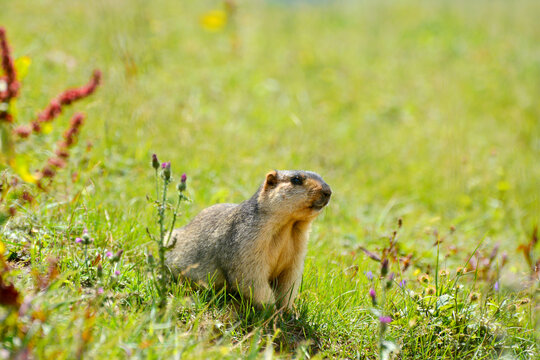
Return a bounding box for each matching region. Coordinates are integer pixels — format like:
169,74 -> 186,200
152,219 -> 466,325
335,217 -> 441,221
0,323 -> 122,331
1,0 -> 539,358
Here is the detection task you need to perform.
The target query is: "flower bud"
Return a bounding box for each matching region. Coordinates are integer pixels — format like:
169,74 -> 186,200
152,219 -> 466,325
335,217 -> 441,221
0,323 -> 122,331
147,252 -> 155,266
369,288 -> 377,306
177,173 -> 187,192
112,249 -> 124,262
152,154 -> 160,170
161,162 -> 171,181
81,232 -> 92,245
381,258 -> 389,277
386,272 -> 395,289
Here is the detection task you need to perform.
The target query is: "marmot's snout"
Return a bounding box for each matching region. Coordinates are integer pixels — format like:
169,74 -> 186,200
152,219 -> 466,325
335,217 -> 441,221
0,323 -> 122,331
312,182 -> 332,210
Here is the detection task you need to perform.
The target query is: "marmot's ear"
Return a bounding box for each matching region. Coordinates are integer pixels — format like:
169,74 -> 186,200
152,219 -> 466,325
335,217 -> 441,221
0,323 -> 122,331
264,170 -> 278,190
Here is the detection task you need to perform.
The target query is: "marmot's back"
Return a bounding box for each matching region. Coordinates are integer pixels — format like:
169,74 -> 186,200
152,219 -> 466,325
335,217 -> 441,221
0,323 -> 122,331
166,170 -> 331,308
166,203 -> 237,285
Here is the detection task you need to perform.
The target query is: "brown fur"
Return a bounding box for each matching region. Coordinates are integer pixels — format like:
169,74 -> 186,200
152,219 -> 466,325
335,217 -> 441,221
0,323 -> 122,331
166,170 -> 331,309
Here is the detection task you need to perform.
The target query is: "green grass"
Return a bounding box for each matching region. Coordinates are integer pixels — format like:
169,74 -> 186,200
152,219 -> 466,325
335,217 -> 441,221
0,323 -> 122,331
1,0 -> 539,358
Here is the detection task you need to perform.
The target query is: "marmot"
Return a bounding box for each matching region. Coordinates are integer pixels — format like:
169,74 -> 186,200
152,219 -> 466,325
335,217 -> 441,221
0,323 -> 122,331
166,170 -> 331,309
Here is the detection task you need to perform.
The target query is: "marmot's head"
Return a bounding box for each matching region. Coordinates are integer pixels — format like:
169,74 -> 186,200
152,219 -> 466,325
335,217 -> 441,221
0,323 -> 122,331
258,170 -> 332,220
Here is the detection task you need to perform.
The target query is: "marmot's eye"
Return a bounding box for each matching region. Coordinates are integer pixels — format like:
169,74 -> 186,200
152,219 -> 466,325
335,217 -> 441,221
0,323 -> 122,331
290,175 -> 303,185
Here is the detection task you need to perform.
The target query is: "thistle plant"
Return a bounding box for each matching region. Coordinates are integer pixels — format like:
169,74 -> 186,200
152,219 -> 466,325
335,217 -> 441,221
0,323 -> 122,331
361,219 -> 404,359
75,229 -> 93,274
147,154 -> 188,308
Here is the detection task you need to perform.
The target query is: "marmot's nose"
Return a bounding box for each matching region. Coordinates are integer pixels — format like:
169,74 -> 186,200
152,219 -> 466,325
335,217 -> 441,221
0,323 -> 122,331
321,184 -> 332,200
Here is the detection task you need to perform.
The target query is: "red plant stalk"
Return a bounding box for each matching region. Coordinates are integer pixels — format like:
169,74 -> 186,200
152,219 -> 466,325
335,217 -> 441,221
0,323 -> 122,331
0,27 -> 19,123
13,70 -> 101,137
38,112 -> 85,187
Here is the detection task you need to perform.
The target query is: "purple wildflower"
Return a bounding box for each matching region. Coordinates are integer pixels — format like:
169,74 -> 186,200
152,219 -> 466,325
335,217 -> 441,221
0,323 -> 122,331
379,316 -> 392,324
75,237 -> 83,243
178,173 -> 187,192
97,287 -> 104,295
365,270 -> 373,280
398,280 -> 407,288
369,288 -> 377,306
114,270 -> 120,276
494,281 -> 499,292
106,251 -> 113,259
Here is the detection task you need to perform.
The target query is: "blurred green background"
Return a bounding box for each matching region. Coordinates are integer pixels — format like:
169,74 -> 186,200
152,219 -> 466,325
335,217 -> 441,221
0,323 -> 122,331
2,0 -> 539,268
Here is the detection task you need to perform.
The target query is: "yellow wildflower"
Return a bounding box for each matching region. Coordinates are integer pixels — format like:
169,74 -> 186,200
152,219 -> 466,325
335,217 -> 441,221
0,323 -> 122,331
9,158 -> 37,184
200,10 -> 227,32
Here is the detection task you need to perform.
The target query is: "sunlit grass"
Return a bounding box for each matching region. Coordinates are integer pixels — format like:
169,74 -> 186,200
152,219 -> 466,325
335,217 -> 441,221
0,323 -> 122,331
1,0 -> 539,358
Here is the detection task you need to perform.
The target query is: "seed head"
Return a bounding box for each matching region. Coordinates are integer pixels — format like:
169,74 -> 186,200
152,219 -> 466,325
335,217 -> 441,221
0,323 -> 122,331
519,298 -> 530,305
439,269 -> 449,277
14,125 -> 32,138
